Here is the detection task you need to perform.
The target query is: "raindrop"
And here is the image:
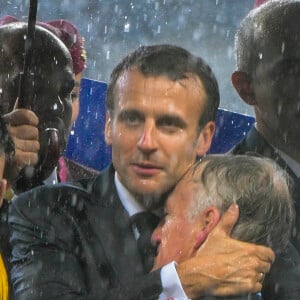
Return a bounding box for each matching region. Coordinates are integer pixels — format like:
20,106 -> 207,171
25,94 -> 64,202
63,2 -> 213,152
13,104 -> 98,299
124,23 -> 130,32
281,42 -> 285,54
259,53 -> 263,59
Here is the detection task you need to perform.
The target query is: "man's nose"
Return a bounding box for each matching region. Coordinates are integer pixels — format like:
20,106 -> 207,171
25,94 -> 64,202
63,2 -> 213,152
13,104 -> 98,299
137,120 -> 157,151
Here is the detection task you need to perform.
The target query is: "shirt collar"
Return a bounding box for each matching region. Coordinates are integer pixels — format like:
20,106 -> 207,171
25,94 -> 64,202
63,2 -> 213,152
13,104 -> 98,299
114,172 -> 144,217
255,124 -> 300,177
276,149 -> 300,177
43,167 -> 58,185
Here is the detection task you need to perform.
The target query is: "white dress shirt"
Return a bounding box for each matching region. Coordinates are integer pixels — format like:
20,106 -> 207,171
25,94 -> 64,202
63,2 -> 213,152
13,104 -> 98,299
114,172 -> 189,300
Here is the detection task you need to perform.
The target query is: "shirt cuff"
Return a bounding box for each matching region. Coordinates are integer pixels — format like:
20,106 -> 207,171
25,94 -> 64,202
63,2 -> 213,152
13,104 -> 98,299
159,261 -> 189,300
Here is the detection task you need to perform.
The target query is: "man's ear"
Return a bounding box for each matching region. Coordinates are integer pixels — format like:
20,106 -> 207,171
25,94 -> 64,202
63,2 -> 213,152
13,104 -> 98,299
196,121 -> 215,157
231,71 -> 256,105
193,206 -> 220,250
104,111 -> 112,145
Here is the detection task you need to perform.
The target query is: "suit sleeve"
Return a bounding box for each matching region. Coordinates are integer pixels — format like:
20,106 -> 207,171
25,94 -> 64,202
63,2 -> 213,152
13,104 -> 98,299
262,242 -> 300,300
8,187 -> 90,300
8,186 -> 162,300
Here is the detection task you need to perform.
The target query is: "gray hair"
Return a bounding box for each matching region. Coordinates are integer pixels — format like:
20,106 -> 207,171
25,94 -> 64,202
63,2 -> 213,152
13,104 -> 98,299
187,154 -> 295,254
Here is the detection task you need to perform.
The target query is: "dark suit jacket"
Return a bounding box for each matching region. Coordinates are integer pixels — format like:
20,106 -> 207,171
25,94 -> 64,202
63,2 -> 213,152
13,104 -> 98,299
8,165 -> 162,300
0,158 -> 100,300
230,126 -> 300,299
8,165 -> 264,300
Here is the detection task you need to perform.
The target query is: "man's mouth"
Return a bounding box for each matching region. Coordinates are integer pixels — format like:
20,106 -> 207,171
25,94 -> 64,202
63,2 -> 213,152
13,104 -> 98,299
131,163 -> 162,176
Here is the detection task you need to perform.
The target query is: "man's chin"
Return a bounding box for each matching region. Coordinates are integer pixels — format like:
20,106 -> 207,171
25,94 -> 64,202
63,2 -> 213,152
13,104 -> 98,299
135,192 -> 166,210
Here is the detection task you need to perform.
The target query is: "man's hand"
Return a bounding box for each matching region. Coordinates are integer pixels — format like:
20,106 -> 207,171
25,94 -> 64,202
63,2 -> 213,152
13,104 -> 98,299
176,204 -> 275,299
3,109 -> 40,183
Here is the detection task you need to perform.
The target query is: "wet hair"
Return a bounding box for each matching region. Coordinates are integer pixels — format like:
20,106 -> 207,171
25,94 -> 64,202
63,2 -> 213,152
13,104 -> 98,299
106,44 -> 220,130
235,0 -> 300,75
188,154 -> 294,254
0,106 -> 14,158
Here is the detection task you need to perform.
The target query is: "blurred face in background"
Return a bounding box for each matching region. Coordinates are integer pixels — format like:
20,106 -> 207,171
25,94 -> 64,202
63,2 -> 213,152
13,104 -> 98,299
0,23 -> 74,179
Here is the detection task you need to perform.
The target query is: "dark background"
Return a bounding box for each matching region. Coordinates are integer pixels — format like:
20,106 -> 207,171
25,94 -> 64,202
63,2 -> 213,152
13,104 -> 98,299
0,0 -> 255,115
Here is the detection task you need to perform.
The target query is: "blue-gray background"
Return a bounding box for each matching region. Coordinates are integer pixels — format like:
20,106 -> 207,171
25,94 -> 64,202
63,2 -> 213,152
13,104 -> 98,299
1,0 -> 255,115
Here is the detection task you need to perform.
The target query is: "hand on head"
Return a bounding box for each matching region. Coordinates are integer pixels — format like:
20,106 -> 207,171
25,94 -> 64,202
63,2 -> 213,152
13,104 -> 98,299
3,108 -> 39,183
176,204 -> 274,298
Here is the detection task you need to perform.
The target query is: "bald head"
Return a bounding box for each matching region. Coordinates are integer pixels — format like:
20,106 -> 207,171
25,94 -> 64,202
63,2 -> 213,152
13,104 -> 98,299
235,0 -> 300,75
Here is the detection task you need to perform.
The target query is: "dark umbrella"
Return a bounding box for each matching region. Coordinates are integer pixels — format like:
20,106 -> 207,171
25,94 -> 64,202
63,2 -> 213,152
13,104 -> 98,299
15,0 -> 61,192
17,0 -> 38,109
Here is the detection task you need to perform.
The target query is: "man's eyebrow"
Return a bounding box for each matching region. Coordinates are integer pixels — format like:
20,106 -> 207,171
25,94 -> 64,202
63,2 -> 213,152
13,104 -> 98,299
157,114 -> 188,128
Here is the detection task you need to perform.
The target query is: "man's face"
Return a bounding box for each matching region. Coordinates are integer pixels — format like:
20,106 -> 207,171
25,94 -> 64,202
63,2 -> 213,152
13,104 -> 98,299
0,24 -> 74,174
105,69 -> 212,209
151,166 -> 205,269
252,18 -> 300,140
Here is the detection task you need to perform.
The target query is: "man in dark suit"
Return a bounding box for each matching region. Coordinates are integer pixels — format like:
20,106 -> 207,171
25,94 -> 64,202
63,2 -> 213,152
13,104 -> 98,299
230,0 -> 300,253
229,2 -> 300,298
9,45 -> 274,299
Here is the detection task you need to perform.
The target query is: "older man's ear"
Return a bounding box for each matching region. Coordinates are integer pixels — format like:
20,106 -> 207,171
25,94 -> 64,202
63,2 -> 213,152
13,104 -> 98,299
193,206 -> 220,250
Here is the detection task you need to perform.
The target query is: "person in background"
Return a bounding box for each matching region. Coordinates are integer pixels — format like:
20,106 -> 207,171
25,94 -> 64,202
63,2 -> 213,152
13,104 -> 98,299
231,0 -> 300,251
230,1 -> 300,298
152,154 -> 296,299
0,21 -> 75,300
9,44 -> 273,300
0,15 -> 99,186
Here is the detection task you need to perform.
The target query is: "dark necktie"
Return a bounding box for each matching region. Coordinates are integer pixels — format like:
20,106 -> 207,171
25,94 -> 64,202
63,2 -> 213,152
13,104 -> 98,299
130,211 -> 160,273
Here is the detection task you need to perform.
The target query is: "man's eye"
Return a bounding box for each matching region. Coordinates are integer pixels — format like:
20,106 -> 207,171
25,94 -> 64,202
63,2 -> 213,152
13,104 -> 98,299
157,117 -> 186,132
119,111 -> 143,125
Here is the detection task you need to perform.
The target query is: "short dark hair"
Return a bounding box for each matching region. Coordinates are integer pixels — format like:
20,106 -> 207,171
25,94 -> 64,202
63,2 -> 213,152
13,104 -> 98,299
235,0 -> 300,75
106,44 -> 220,129
189,154 -> 294,254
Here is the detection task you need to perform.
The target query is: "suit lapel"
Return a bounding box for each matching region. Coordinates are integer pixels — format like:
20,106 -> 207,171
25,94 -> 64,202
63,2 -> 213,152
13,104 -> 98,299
232,127 -> 297,178
85,166 -> 144,288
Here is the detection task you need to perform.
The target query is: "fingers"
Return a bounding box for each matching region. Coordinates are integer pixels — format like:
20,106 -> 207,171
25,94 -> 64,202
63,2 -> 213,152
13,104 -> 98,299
212,204 -> 239,236
3,110 -> 40,183
184,232 -> 274,298
9,124 -> 39,140
4,109 -> 39,126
